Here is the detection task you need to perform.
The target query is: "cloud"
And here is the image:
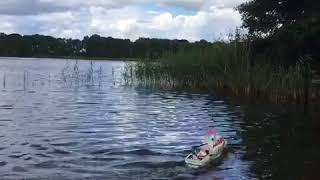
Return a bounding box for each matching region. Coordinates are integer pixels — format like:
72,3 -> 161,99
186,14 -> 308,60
0,0 -> 247,41
155,0 -> 248,11
0,16 -> 15,33
155,0 -> 206,11
0,0 -> 79,15
0,0 -> 143,15
0,0 -> 248,15
87,5 -> 242,41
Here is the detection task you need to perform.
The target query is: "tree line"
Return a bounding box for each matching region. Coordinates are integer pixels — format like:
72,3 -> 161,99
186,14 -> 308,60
0,0 -> 319,65
0,33 -> 193,59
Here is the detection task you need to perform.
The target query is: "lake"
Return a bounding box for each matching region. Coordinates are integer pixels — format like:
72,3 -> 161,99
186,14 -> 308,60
0,57 -> 319,179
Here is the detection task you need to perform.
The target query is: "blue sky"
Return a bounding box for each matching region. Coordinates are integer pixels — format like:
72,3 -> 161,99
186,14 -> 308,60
0,0 -> 248,41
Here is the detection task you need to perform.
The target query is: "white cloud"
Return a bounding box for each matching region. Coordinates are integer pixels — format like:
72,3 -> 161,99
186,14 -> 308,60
0,16 -> 14,33
0,0 -> 248,41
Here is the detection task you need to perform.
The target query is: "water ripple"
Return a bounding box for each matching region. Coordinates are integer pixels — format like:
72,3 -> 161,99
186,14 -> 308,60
0,58 -> 317,179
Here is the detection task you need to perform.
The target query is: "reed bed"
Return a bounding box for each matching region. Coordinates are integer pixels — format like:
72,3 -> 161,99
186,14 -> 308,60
123,41 -> 316,104
61,60 -> 104,87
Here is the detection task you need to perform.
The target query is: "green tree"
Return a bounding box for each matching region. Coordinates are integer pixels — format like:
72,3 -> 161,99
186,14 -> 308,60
238,0 -> 320,64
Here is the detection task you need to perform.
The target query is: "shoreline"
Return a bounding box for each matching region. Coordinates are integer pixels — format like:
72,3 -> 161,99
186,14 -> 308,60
0,56 -> 139,62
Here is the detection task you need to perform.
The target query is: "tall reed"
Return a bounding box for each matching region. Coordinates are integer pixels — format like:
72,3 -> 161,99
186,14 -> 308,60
124,41 -> 315,104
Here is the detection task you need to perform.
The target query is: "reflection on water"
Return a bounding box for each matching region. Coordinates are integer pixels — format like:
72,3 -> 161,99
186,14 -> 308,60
0,57 -> 319,179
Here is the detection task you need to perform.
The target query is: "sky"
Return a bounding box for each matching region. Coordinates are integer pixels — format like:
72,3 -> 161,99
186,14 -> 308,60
0,0 -> 248,41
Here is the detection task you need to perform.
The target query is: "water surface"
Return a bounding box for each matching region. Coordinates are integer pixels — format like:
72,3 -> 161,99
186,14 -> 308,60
0,57 -> 319,179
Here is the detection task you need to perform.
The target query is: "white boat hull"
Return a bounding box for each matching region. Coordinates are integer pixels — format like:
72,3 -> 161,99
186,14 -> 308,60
185,139 -> 227,168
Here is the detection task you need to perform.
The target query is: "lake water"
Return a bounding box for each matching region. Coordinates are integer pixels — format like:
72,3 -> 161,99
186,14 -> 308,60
0,57 -> 319,180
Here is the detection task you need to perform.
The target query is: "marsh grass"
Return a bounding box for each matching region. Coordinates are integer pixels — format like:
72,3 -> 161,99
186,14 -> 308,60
124,41 -> 316,104
61,60 -> 105,87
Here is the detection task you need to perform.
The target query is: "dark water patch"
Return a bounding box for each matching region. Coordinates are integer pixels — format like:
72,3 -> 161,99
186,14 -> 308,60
0,147 -> 6,151
30,144 -> 48,151
0,119 -> 13,122
214,167 -> 235,171
89,157 -> 123,161
24,156 -> 32,161
0,161 -> 7,166
108,149 -> 163,156
114,160 -> 185,169
71,168 -> 104,174
35,153 -> 52,158
0,104 -> 13,107
58,158 -> 108,167
0,105 -> 13,110
33,102 -> 42,106
12,166 -> 27,172
53,117 -> 68,121
12,151 -> 22,153
9,153 -> 28,159
173,174 -> 195,180
50,142 -> 78,147
75,105 -> 90,109
76,102 -> 101,105
97,92 -> 106,94
85,140 -> 105,146
108,110 -> 120,114
61,130 -> 77,134
20,142 -> 29,146
30,144 -> 41,148
91,149 -> 111,155
33,161 -> 58,169
49,148 -> 72,155
79,130 -> 97,134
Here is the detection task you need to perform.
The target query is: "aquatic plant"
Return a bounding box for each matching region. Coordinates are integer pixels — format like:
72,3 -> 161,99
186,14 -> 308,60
123,40 -> 316,104
60,60 -> 105,88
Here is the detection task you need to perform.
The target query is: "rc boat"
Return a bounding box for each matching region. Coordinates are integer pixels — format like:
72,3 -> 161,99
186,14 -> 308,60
185,129 -> 227,168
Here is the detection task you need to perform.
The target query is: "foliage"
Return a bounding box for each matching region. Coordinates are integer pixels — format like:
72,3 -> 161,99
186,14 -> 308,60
0,33 -> 189,59
124,41 -> 314,103
238,0 -> 320,64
